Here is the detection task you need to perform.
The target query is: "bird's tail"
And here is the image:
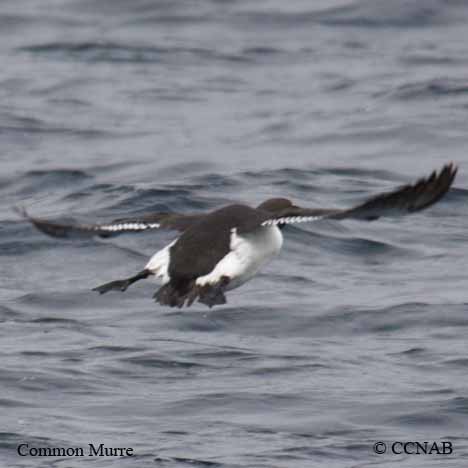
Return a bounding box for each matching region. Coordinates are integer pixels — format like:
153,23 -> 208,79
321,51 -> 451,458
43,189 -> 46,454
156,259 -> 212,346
153,278 -> 228,308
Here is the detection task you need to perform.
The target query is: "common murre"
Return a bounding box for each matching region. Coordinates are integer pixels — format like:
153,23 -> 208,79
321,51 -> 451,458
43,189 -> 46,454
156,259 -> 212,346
21,163 -> 457,308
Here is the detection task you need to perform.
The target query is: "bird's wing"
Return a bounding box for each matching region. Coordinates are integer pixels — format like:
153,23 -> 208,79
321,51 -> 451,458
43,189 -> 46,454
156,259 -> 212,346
261,163 -> 457,226
18,208 -> 202,239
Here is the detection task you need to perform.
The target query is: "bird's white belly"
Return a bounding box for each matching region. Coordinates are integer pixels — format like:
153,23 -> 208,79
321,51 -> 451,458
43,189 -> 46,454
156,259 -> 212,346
196,225 -> 283,289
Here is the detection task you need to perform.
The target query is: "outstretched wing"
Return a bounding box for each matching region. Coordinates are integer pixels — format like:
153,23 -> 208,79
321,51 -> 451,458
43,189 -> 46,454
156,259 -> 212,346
262,163 -> 457,226
18,208 -> 202,239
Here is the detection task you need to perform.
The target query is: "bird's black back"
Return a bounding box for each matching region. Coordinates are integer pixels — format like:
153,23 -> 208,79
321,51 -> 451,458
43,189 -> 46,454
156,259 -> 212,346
168,204 -> 268,281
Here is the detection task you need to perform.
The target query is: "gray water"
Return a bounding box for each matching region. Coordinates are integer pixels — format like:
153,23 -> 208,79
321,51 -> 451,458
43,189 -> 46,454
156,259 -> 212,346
1,1 -> 468,467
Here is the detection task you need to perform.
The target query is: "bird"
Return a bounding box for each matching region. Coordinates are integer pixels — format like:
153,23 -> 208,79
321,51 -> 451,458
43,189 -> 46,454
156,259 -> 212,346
21,163 -> 457,308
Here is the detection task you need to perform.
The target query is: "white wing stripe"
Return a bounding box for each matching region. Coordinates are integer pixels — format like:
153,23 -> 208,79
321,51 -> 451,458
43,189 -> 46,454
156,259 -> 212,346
96,222 -> 161,232
261,215 -> 324,226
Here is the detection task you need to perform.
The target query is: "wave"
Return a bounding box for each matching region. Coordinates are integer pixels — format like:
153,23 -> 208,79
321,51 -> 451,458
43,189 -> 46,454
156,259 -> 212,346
384,78 -> 468,101
234,0 -> 468,29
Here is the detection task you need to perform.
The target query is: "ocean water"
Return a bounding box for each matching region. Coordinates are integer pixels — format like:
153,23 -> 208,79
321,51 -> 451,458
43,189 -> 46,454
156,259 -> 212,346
1,0 -> 468,467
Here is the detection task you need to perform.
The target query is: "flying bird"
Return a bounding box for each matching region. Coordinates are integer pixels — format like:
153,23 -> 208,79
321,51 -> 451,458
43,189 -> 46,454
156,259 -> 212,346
21,163 -> 457,308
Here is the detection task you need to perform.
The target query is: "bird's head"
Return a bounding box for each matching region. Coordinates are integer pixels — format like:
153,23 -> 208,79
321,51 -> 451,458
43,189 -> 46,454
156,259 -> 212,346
257,198 -> 295,214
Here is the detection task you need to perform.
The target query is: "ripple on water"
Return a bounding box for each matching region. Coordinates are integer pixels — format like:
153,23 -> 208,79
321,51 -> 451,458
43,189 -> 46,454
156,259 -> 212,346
120,352 -> 213,370
154,457 -> 224,468
447,396 -> 468,415
234,0 -> 463,29
19,42 -> 264,66
4,169 -> 93,198
384,78 -> 468,101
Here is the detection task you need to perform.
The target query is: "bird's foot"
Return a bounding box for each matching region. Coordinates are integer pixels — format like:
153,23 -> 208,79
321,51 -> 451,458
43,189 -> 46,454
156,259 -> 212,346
93,279 -> 131,294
